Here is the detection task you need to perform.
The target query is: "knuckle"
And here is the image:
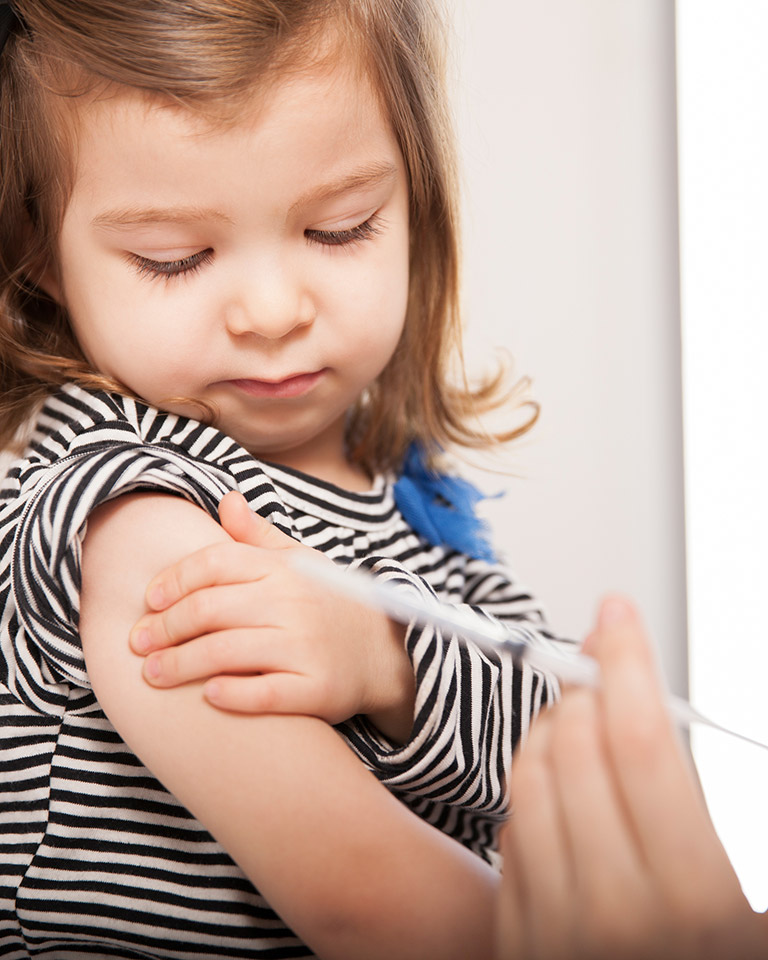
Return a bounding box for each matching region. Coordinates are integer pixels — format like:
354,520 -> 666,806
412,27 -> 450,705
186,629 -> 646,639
167,568 -> 186,603
175,545 -> 227,597
253,677 -> 278,712
208,632 -> 234,670
200,546 -> 227,582
188,589 -> 214,625
153,613 -> 176,647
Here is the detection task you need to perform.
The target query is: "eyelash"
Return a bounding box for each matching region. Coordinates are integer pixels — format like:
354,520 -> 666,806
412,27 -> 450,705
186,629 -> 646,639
127,214 -> 383,282
128,248 -> 214,282
305,214 -> 383,248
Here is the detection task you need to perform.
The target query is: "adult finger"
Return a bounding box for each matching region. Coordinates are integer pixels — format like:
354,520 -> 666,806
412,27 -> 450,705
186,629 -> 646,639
591,598 -> 733,894
548,687 -> 646,926
495,831 -> 526,960
505,711 -> 575,956
141,627 -> 288,687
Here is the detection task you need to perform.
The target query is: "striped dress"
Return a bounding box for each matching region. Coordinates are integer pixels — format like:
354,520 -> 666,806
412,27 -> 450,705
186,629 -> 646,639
0,384 -> 559,959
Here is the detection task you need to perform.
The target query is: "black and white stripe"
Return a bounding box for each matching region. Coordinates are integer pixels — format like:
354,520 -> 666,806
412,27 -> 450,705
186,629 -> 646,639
0,384 -> 560,958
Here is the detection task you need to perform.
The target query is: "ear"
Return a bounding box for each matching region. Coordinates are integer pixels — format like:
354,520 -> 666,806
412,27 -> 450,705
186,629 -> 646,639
19,213 -> 63,304
34,262 -> 63,304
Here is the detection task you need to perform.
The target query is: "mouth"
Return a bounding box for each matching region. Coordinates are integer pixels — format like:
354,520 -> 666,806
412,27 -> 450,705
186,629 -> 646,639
226,370 -> 325,399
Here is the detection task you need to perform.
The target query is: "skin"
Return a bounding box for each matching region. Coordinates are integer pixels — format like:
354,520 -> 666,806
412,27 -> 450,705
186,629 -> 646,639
51,44 -> 421,731
497,596 -> 768,960
53,44 -> 768,955
53,58 -> 410,491
82,493 -> 497,960
133,489 -> 416,742
61,52 -> 497,959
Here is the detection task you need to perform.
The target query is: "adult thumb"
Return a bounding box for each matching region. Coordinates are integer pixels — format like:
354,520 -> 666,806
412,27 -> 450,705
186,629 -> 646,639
218,490 -> 295,550
586,594 -> 661,683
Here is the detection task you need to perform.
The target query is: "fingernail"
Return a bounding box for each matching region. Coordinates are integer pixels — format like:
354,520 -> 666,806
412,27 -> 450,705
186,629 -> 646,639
599,596 -> 633,627
205,680 -> 220,702
144,655 -> 161,681
132,628 -> 151,654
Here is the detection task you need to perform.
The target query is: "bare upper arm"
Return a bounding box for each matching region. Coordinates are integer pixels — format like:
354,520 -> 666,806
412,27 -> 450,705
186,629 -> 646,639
80,493 -> 496,960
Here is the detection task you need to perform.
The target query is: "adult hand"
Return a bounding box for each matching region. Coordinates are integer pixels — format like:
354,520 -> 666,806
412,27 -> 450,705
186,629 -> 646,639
498,596 -> 767,960
129,491 -> 414,740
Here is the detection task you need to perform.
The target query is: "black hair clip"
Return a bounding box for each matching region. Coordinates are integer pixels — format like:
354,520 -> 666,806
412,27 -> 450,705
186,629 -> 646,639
0,2 -> 21,58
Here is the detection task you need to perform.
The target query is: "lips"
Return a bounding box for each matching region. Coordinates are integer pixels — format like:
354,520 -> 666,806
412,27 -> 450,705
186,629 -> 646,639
226,370 -> 324,399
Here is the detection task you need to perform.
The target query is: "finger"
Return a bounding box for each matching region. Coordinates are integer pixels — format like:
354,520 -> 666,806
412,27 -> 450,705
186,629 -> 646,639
506,711 -> 574,954
592,597 -> 731,891
144,540 -> 272,612
141,627 -> 287,687
548,688 -> 644,913
203,672 -> 322,716
218,491 -> 297,551
496,824 -> 526,960
580,626 -> 598,656
132,583 -> 277,653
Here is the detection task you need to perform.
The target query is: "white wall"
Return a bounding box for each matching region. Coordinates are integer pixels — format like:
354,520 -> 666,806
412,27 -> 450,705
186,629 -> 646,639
451,0 -> 687,694
677,0 -> 768,910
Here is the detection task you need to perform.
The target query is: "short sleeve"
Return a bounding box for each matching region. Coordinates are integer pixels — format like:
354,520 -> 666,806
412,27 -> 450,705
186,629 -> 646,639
338,555 -> 559,856
7,443 -> 237,715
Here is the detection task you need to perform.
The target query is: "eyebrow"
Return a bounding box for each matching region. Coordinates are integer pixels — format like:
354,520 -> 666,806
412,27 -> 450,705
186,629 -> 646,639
91,206 -> 235,229
90,161 -> 399,229
289,161 -> 399,213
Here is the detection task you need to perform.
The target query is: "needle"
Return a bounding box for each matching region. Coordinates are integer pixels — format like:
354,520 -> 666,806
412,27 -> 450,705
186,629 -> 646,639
295,554 -> 768,753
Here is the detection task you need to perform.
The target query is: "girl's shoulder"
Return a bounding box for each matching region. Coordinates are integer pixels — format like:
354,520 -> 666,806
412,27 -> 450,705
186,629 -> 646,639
23,384 -> 245,470
0,383 -> 280,512
0,384 -> 293,594
0,385 -> 288,713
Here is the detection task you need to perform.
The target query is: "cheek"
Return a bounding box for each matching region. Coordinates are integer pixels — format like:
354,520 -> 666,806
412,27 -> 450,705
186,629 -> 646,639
333,274 -> 407,373
56,240 -> 134,366
371,248 -> 409,355
334,233 -> 409,344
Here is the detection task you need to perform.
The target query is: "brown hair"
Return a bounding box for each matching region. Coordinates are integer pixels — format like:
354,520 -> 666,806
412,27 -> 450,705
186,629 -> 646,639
0,0 -> 537,470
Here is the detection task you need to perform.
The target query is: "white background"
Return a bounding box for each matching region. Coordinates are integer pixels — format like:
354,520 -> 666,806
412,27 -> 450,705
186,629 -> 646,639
677,0 -> 768,911
452,0 -> 768,909
451,0 -> 686,691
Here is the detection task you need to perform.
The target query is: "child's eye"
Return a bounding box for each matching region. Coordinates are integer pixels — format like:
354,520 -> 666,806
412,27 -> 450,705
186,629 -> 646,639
305,214 -> 383,248
127,248 -> 214,282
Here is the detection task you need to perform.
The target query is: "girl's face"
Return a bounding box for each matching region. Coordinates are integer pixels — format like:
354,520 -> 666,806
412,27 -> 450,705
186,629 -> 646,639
53,58 -> 410,485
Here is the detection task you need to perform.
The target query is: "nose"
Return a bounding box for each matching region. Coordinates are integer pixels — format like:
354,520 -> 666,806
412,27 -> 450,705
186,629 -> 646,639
224,262 -> 316,340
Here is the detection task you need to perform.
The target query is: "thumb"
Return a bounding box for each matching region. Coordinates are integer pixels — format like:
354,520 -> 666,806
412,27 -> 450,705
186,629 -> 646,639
582,595 -> 637,657
587,594 -> 662,683
218,490 -> 296,550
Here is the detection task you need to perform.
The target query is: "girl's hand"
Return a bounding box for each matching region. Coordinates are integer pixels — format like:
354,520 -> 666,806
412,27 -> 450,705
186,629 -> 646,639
129,491 -> 415,741
497,597 -> 767,960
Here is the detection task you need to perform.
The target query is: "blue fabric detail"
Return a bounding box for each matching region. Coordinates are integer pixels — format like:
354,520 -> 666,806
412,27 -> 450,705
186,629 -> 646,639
393,444 -> 498,562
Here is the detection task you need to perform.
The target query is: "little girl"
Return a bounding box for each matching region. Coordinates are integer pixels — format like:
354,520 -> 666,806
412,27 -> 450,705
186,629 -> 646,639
0,1 -> 562,957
